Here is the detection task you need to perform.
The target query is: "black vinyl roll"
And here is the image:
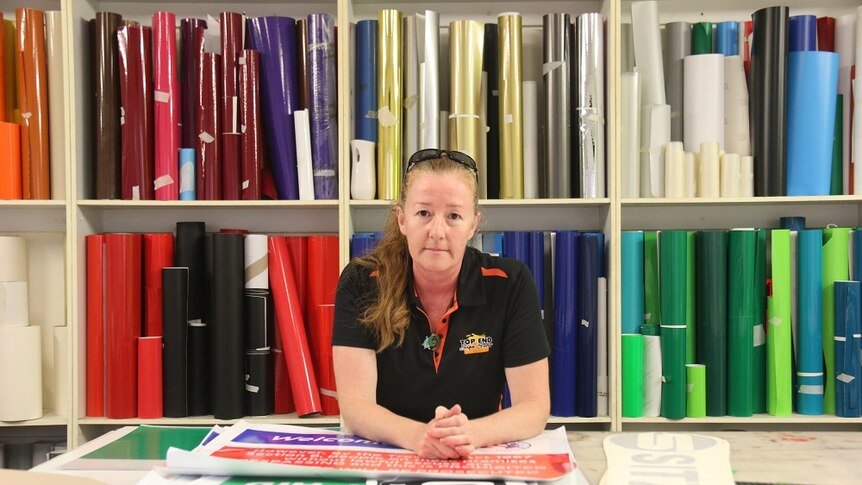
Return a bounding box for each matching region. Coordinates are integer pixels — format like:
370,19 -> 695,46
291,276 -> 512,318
187,321 -> 210,416
162,267 -> 188,418
483,23 -> 499,199
245,350 -> 275,416
569,20 -> 580,197
244,289 -> 273,351
211,233 -> 246,419
751,6 -> 789,196
174,222 -> 206,320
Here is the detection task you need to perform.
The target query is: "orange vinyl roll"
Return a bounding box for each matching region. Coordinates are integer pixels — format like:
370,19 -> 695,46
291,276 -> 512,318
3,20 -> 15,122
137,336 -> 163,418
268,236 -> 321,416
314,304 -> 339,415
15,8 -> 50,200
143,233 -> 174,336
0,121 -> 21,199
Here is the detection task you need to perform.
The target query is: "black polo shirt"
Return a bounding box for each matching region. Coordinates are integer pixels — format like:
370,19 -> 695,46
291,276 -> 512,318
332,246 -> 550,423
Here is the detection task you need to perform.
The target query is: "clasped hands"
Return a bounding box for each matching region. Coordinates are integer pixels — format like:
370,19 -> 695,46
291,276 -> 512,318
415,404 -> 477,459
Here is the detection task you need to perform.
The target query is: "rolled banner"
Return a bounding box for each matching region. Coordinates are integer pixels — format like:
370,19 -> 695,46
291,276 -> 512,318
377,9 -> 403,200
244,234 -> 268,289
418,10 -> 440,149
449,20 -> 484,189
0,325 -> 42,421
663,22 -> 690,143
698,141 -> 720,198
641,324 -> 662,417
728,228 -> 756,417
720,152 -> 741,198
578,13 -> 605,199
817,17 -> 836,52
716,21 -> 739,55
307,13 -> 338,200
197,52 -> 222,200
220,12 -> 244,201
621,72 -> 640,198
180,18 -> 206,149
45,11 -> 64,200
786,51 -> 839,196
691,22 -> 713,55
696,230 -> 728,416
350,139 -> 375,200
118,24 -> 154,201
0,281 -> 28,326
542,13 -> 571,198
355,20 -> 377,142
822,227 -> 851,414
137,336 -> 163,419
0,122 -> 21,199
622,333 -> 644,418
269,236 -> 322,416
522,81 -> 539,199
498,13 -> 524,200
660,230 -> 687,419
835,15 -> 854,194
179,148 -> 195,200
768,230 -> 793,416
797,229 -> 824,415
686,364 -> 706,418
683,54 -> 724,153
724,56 -> 751,157
789,15 -> 816,52
294,109 -> 315,200
210,233 -> 246,419
643,231 -> 660,326
246,350 -> 274,416
663,142 -> 685,198
640,104 -> 670,198
162,267 -> 189,418
86,235 -> 105,416
239,49 -> 262,201
576,232 -> 602,418
551,230 -> 578,417
16,8 -> 50,200
153,11 -> 180,200
91,11 -> 122,199
143,233 -> 174,336
621,231 -> 644,335
105,233 -> 142,418
834,280 -> 862,417
631,1 -> 666,106
403,15 -> 419,169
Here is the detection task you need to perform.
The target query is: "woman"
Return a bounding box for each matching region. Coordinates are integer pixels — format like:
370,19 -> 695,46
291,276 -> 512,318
333,149 -> 550,459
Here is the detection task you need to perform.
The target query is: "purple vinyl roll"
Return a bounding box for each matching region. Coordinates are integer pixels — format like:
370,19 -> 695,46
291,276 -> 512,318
306,13 -> 338,200
180,18 -> 206,150
247,16 -> 300,200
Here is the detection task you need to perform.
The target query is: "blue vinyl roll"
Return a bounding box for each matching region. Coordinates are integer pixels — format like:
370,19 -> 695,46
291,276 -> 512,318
834,280 -> 862,417
779,216 -> 806,231
715,21 -> 738,55
179,148 -> 195,200
503,231 -> 530,265
528,232 -> 546,306
786,51 -> 839,196
350,233 -> 379,259
797,229 -> 824,415
551,230 -> 579,417
621,231 -> 644,334
576,232 -> 602,417
789,15 -> 816,52
355,20 -> 378,142
482,232 -> 504,256
855,230 -> 862,282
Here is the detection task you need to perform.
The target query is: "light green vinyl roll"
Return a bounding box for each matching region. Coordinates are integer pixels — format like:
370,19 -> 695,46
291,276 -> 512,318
822,227 -> 851,414
622,334 -> 644,418
768,230 -> 793,416
644,231 -> 661,326
728,229 -> 755,417
686,364 -> 706,417
686,231 -> 696,364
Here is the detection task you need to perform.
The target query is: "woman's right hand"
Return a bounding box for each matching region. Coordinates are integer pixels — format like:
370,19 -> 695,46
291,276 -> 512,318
413,406 -> 462,459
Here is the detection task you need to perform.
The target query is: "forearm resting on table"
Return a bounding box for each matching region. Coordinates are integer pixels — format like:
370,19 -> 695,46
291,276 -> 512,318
338,396 -> 427,451
467,394 -> 550,448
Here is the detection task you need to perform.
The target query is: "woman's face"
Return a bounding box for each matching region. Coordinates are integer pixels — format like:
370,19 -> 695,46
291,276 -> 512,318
397,171 -> 480,278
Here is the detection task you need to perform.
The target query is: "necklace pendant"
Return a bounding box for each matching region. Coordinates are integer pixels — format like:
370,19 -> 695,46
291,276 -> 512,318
422,333 -> 441,350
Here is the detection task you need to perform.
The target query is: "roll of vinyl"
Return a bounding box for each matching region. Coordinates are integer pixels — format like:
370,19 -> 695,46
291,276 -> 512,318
0,15 -> 5,121
621,72 -> 640,198
137,336 -> 163,419
350,139 -> 375,199
307,235 -> 339,341
621,232 -> 644,334
789,15 -> 816,52
272,320 -> 295,415
716,21 -> 739,56
622,333 -> 644,417
640,104 -> 670,198
786,51 -> 839,196
697,141 -> 720,197
419,11 -> 439,149
92,12 -> 121,199
2,19 -> 13,122
621,23 -> 634,73
180,18 -> 206,150
685,152 -> 697,198
0,122 -> 20,199
403,15 -> 419,170
286,236 -> 310,323
162,267 -> 188,418
245,350 -> 274,416
16,8 -> 50,200
597,276 -> 608,416
498,13 -> 524,200
197,52 -> 222,200
831,96 -> 843,196
105,233 -> 142,418
377,9 -> 403,200
577,13 -> 605,199
85,235 -> 105,416
0,281 -> 27,326
449,20 -> 484,182
45,11 -> 64,201
642,324 -> 662,417
817,17 -> 836,52
239,49 -> 262,201
153,11 -> 180,200
696,230 -> 728,416
740,156 -> 754,196
691,22 -> 713,55
686,231 -> 696,364
643,231 -> 660,325
664,22 -> 690,143
683,54 -> 724,153
143,233 -> 173,336
312,304 -> 339,415
247,16 -> 300,200
523,81 -> 538,199
751,6 -> 789,197
822,227 -> 851,414
296,19 -> 308,111
659,231 -> 687,419
724,56 -> 751,157
220,12 -> 244,201
244,234 -> 268,290
728,229 -> 755,416
834,280 -> 862,417
210,234 -> 246,419
484,23 -> 499,199
835,15 -> 854,194
179,148 -> 195,200
686,364 -> 706,417
631,1 -> 666,106
664,142 -> 685,198
294,109 -> 314,200
355,20 -> 377,143
187,321 -> 210,416
118,25 -> 154,201
720,152 -> 741,198
768,230 -> 793,416
576,232 -> 601,417
752,229 -> 767,414
307,13 -> 338,200
0,325 -> 42,421
350,233 -> 377,259
797,230 -> 824,415
551,230 -> 578,417
542,13 -> 571,198
245,290 -> 272,352
174,222 -> 206,323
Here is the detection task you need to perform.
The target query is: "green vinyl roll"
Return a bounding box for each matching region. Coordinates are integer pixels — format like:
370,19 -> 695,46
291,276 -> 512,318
752,228 -> 767,413
622,333 -> 644,418
830,94 -> 843,195
691,22 -> 714,54
686,364 -> 706,417
660,230 -> 688,419
695,230 -> 728,416
768,230 -> 793,416
822,227 -> 851,414
660,323 -> 687,419
686,231 -> 696,364
728,229 -> 755,416
644,231 -> 661,326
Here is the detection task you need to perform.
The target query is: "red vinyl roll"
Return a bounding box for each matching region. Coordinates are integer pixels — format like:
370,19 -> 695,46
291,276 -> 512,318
307,235 -> 339,326
16,8 -> 50,200
314,304 -> 339,415
143,233 -> 174,336
137,336 -> 163,418
272,320 -> 296,414
86,234 -> 106,417
197,52 -> 222,200
817,17 -> 836,52
285,236 -> 308,324
118,25 -> 154,200
268,236 -> 322,416
239,49 -> 262,200
221,12 -> 243,200
153,11 -> 180,200
105,233 -> 142,418
0,121 -> 21,199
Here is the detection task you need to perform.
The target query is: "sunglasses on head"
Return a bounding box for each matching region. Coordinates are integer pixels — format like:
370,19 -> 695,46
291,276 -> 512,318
405,149 -> 479,176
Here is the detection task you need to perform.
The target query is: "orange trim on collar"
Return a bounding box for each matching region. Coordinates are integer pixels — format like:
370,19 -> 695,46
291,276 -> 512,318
481,267 -> 508,278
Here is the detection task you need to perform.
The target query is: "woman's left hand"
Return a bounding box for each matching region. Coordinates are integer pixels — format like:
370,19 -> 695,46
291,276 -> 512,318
425,404 -> 477,457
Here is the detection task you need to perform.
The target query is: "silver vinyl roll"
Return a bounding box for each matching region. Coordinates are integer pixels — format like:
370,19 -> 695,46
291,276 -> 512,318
542,13 -> 571,198
663,22 -> 690,142
403,15 -> 419,163
417,10 -> 440,149
578,13 -> 605,199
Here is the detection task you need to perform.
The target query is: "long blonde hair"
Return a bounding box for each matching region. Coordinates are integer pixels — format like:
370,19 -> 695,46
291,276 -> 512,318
355,156 -> 479,351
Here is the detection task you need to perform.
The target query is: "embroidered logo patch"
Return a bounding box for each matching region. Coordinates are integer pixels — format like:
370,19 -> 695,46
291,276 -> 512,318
459,333 -> 493,354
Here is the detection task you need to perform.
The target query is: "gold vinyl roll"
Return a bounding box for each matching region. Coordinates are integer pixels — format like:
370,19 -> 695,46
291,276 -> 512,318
16,8 -> 51,200
377,9 -> 403,200
498,13 -> 523,199
3,20 -> 15,122
449,20 -> 484,177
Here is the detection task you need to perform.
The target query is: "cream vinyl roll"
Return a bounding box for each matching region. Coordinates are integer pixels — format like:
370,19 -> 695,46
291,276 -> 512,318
350,139 -> 376,200
664,142 -> 685,198
523,81 -> 539,199
46,11 -> 65,201
498,13 -> 524,199
294,109 -> 314,201
377,9 -> 403,200
0,281 -> 28,326
643,333 -> 662,417
449,20 -> 484,178
631,1 -> 666,106
697,141 -> 720,198
0,236 -> 27,282
578,13 -> 605,199
724,56 -> 750,156
836,14 -> 855,194
403,15 -> 419,163
244,234 -> 268,289
721,152 -> 741,198
621,72 -> 641,198
0,325 -> 42,421
417,10 -> 439,149
854,6 -> 862,194
740,155 -> 754,197
597,277 -> 608,416
640,104 -> 670,198
53,326 -> 68,416
683,54 -> 725,153
685,152 -> 697,198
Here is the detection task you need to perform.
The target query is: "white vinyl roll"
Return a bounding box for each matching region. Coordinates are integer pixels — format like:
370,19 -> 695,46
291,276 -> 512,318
643,334 -> 662,417
0,325 -> 43,421
640,104 -> 670,198
740,155 -> 754,197
664,142 -> 685,198
854,7 -> 862,195
293,109 -> 315,200
403,15 -> 420,162
630,1 -> 666,106
0,281 -> 29,326
683,54 -> 725,153
621,72 -> 641,198
350,139 -> 376,200
53,326 -> 68,416
417,10 -> 440,149
46,11 -> 65,201
597,277 -> 608,417
244,234 -> 268,289
836,14 -> 855,195
685,151 -> 697,198
724,56 -> 750,156
0,237 -> 27,282
720,152 -> 741,198
439,110 -> 449,150
697,141 -> 720,198
523,81 -> 539,199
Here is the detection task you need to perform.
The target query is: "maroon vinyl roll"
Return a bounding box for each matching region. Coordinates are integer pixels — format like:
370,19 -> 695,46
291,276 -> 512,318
105,233 -> 142,418
197,52 -> 222,200
296,18 -> 309,110
118,25 -> 154,200
137,336 -> 163,418
221,12 -> 243,200
817,17 -> 836,52
180,19 -> 206,149
240,49 -> 262,200
91,12 -> 122,199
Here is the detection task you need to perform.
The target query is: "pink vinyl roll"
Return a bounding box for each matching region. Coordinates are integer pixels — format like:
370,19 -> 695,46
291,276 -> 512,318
153,11 -> 180,200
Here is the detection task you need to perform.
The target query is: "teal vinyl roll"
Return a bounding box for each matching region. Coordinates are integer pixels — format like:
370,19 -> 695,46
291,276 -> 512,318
834,280 -> 861,417
728,229 -> 756,416
622,231 -> 644,334
797,229 -> 824,415
644,231 -> 661,326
